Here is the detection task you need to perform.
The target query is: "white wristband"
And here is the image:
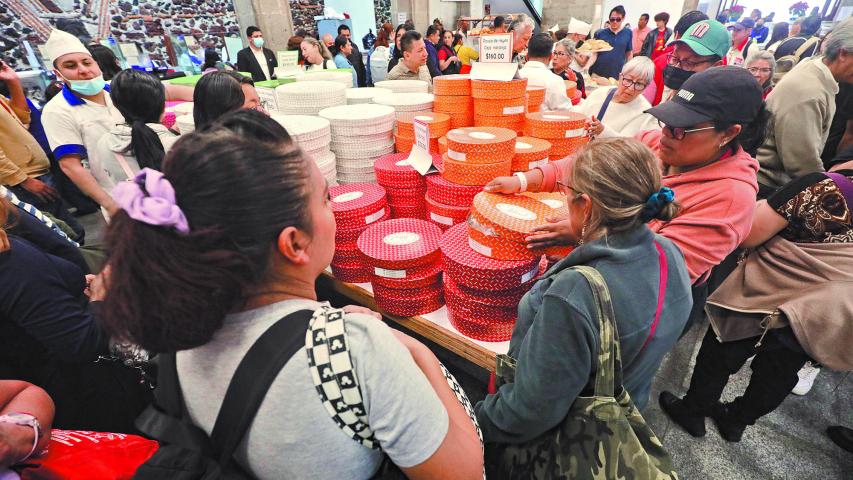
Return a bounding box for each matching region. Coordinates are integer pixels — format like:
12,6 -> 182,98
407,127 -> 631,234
514,172 -> 528,192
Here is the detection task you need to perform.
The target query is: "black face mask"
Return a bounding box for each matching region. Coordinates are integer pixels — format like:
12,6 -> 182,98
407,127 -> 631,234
663,65 -> 695,90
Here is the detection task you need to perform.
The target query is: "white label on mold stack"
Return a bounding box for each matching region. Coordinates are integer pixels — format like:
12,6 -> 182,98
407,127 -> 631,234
540,199 -> 564,209
469,131 -> 496,140
521,262 -> 540,283
364,208 -> 386,224
395,159 -> 411,166
565,128 -> 585,138
448,149 -> 466,161
374,267 -> 407,279
334,191 -> 364,203
496,203 -> 537,221
503,105 -> 524,115
383,231 -> 421,246
543,114 -> 564,120
414,115 -> 432,122
468,237 -> 492,257
516,141 -> 533,150
430,212 -> 453,225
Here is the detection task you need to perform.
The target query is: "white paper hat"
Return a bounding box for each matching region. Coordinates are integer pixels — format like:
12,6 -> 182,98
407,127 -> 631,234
567,18 -> 591,36
44,29 -> 91,63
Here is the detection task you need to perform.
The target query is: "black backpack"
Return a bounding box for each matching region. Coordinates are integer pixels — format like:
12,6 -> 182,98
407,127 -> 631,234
132,310 -> 314,479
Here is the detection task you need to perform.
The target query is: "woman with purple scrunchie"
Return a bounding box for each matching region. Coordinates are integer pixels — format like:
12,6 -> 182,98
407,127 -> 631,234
112,168 -> 189,234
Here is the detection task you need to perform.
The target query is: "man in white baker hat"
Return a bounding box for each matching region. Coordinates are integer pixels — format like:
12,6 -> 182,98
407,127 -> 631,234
41,29 -> 192,214
567,17 -> 592,44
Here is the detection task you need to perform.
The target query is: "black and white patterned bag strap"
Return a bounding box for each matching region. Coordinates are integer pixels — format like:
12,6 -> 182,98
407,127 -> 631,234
306,306 -> 483,451
305,307 -> 379,449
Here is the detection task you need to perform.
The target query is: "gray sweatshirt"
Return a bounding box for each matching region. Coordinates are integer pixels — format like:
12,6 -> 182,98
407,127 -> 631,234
475,226 -> 692,444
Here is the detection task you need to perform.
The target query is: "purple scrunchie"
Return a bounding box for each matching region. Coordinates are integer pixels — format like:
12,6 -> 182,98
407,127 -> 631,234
112,168 -> 190,234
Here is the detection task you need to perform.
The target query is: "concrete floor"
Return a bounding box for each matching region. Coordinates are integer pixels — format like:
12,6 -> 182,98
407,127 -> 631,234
79,212 -> 853,479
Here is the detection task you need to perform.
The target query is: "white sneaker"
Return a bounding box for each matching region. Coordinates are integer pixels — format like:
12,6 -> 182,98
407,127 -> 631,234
791,362 -> 820,396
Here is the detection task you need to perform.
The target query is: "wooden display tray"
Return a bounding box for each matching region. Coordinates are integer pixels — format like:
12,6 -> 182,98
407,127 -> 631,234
317,271 -> 509,371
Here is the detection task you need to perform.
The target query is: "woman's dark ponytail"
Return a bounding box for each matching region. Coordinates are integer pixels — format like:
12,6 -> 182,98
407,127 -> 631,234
129,119 -> 166,170
716,101 -> 770,156
109,69 -> 168,170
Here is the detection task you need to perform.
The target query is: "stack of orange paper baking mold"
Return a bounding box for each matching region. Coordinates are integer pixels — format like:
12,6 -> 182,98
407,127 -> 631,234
512,136 -> 552,172
329,183 -> 390,282
374,152 -> 439,219
357,218 -> 444,316
432,74 -> 474,129
525,110 -> 589,160
468,191 -> 573,261
440,222 -> 546,341
394,111 -> 449,154
442,126 -> 516,186
526,86 -> 546,113
472,78 -> 528,134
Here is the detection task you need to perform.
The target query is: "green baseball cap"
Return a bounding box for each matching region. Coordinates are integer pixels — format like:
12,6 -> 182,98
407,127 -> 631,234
672,19 -> 731,59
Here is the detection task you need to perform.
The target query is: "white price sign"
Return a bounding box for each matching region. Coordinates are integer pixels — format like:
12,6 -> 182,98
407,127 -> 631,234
406,119 -> 437,175
277,50 -> 299,68
479,33 -> 513,63
397,12 -> 408,25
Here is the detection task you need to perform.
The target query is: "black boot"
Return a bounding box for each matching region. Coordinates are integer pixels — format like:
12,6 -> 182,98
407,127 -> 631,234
827,426 -> 853,453
711,403 -> 747,442
659,391 -> 707,437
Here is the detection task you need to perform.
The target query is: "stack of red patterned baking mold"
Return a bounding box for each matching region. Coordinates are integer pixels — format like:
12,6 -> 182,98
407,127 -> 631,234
424,173 -> 482,230
512,136 -> 552,172
357,218 -> 444,316
440,223 -> 545,341
468,191 -> 573,261
442,126 -> 516,186
330,183 -> 390,282
432,74 -> 474,129
526,86 -> 546,113
525,110 -> 590,160
374,152 -> 436,219
472,78 -> 528,135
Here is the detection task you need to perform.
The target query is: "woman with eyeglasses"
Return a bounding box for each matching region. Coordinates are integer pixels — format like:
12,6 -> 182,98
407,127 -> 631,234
551,38 -> 586,98
745,50 -> 775,99
572,56 -> 657,138
486,66 -> 768,297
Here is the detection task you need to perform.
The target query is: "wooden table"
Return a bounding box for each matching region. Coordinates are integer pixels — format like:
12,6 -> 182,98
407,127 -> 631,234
317,271 -> 509,372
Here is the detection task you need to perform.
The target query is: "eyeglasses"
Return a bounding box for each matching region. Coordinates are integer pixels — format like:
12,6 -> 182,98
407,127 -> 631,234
666,53 -> 716,71
619,74 -> 647,91
556,180 -> 581,197
747,66 -> 772,74
658,120 -> 716,140
609,17 -> 623,23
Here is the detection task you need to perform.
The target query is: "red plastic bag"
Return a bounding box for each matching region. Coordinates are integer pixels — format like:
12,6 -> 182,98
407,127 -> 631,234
18,430 -> 158,480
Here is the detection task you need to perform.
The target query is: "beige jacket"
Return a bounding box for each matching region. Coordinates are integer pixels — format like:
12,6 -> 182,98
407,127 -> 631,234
756,57 -> 838,190
706,236 -> 853,371
0,96 -> 50,186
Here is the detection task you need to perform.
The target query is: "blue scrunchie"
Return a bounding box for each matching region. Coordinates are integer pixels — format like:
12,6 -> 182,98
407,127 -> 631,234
640,187 -> 675,222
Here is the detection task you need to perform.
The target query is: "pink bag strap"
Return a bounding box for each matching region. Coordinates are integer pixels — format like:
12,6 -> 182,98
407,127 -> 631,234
641,241 -> 668,351
113,151 -> 136,180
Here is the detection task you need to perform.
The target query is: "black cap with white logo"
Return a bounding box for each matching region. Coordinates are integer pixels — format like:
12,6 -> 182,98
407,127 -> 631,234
645,66 -> 764,128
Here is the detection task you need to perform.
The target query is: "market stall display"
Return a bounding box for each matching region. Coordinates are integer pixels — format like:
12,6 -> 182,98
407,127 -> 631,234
512,136 -> 552,172
524,110 -> 589,160
346,87 -> 393,104
295,69 -> 354,87
526,86 -> 546,113
329,183 -> 390,282
442,126 -> 515,186
275,80 -> 347,115
319,104 -> 396,184
373,152 -> 436,219
373,79 -> 431,93
433,75 -> 474,129
357,218 -> 444,316
472,78 -> 528,134
394,111 -> 450,154
272,114 -> 337,185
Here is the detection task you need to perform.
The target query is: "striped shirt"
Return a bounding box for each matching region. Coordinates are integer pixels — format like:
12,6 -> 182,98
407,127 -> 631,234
1,186 -> 79,247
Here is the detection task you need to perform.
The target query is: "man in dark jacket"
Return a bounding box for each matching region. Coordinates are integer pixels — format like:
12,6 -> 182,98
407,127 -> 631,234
338,25 -> 367,87
236,26 -> 277,82
640,12 -> 672,58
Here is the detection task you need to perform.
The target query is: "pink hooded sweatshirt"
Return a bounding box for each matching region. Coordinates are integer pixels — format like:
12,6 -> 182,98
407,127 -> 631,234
538,130 -> 759,283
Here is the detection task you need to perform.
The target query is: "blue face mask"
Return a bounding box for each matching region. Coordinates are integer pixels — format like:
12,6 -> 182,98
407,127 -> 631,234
67,75 -> 106,96
252,37 -> 264,49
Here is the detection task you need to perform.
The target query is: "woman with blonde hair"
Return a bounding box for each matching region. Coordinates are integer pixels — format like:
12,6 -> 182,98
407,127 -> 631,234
476,138 -> 692,449
300,37 -> 334,70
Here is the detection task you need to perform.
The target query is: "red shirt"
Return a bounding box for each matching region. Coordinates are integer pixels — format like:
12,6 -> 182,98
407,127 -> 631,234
651,29 -> 667,60
652,44 -> 674,106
